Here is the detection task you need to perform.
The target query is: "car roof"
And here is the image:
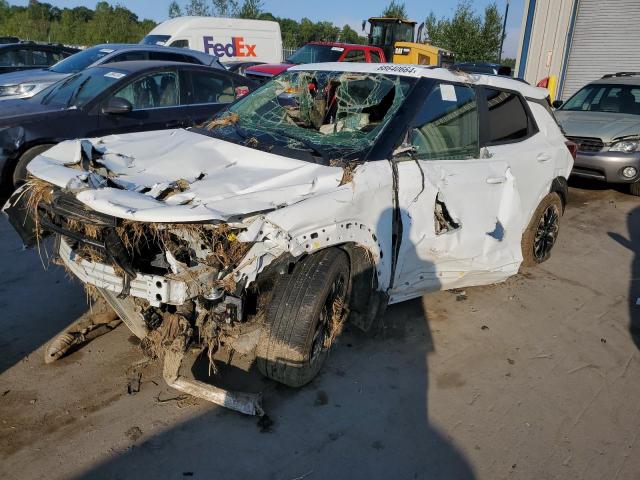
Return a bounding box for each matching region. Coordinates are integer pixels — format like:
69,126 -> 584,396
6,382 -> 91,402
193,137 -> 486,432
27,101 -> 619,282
591,75 -> 640,86
88,60 -> 217,73
89,43 -> 219,62
307,41 -> 379,49
288,62 -> 549,99
0,42 -> 75,50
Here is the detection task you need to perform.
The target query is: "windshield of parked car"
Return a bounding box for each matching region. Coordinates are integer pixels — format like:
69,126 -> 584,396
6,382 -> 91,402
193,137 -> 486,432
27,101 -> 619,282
561,83 -> 640,115
40,67 -> 124,108
140,35 -> 172,46
49,46 -> 117,74
286,45 -> 344,64
197,69 -> 415,161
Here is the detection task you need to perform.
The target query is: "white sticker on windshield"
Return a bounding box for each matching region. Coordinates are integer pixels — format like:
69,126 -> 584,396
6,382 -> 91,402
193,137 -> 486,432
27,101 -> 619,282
99,48 -> 114,53
440,84 -> 457,102
331,47 -> 344,52
155,41 -> 166,46
104,71 -> 126,79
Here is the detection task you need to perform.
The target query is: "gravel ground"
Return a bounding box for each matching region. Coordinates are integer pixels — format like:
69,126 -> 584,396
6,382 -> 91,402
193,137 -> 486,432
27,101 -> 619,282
1,181 -> 638,480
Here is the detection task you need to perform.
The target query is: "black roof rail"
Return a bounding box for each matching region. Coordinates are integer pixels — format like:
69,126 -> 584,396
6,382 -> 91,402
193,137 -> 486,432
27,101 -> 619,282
601,72 -> 640,78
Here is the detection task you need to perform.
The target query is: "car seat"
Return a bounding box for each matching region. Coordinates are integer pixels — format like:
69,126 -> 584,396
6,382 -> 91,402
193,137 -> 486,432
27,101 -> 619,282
159,75 -> 177,107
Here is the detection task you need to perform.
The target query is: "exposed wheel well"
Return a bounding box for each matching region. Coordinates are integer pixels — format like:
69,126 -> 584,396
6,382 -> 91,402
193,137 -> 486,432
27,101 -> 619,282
550,176 -> 568,212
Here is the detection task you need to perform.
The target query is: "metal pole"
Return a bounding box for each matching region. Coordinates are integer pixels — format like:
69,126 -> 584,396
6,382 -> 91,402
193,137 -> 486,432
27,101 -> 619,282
498,0 -> 510,63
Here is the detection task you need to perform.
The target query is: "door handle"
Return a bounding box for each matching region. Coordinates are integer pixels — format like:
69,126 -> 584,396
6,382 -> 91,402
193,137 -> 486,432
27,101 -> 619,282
486,176 -> 506,184
537,153 -> 552,162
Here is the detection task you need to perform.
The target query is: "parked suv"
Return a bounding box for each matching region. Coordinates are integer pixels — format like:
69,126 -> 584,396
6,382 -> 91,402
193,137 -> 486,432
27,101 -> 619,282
4,64 -> 573,414
244,42 -> 386,83
0,42 -> 78,75
0,43 -> 222,101
554,72 -> 640,195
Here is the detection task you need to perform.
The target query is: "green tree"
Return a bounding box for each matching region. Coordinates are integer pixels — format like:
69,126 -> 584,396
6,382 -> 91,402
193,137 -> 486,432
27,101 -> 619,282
425,0 -> 503,62
211,0 -> 239,17
339,25 -> 364,44
238,0 -> 263,19
382,0 -> 408,19
168,1 -> 182,18
185,0 -> 211,16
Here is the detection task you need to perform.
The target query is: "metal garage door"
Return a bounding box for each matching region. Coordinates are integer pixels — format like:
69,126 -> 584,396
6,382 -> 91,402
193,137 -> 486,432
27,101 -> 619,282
560,0 -> 640,99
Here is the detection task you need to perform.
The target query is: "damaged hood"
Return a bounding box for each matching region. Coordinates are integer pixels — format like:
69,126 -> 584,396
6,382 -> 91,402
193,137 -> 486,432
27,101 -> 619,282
27,128 -> 345,223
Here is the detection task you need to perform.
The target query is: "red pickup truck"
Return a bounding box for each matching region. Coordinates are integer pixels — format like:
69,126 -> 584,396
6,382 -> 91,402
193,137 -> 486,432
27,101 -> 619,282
245,42 -> 386,83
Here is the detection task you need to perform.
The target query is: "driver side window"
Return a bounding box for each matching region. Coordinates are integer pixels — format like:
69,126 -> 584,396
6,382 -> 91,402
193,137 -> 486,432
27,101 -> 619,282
113,71 -> 180,110
410,82 -> 479,160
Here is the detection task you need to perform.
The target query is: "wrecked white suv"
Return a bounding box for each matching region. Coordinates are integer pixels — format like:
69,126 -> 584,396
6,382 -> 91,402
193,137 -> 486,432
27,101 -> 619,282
4,63 -> 574,414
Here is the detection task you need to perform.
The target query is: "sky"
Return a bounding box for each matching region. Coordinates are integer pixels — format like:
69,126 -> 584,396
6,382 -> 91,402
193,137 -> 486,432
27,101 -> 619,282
8,0 -> 525,58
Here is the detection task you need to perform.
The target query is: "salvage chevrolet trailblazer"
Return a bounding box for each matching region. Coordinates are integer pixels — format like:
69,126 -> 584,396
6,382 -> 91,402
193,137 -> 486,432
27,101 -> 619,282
3,63 -> 575,414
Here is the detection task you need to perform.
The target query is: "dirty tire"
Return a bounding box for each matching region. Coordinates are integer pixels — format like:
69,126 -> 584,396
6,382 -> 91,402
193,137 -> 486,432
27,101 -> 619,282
630,181 -> 640,197
256,248 -> 349,388
521,192 -> 563,267
13,144 -> 55,187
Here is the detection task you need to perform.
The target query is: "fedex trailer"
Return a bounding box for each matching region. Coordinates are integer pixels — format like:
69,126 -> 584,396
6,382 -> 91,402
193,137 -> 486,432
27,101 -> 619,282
141,16 -> 282,64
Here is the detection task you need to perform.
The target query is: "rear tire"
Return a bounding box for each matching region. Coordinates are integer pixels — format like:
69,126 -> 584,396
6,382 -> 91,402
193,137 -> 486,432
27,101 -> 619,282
521,192 -> 563,267
256,248 -> 349,387
630,181 -> 640,197
13,144 -> 55,188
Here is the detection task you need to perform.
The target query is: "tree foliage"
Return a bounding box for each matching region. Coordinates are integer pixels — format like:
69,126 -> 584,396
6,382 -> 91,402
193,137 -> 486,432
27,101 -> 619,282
169,0 -> 367,48
0,1 -> 156,45
425,0 -> 503,62
382,1 -> 408,20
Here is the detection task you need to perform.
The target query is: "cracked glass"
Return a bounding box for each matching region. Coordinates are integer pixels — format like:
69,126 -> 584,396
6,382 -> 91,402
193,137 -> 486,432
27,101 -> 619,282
197,69 -> 415,161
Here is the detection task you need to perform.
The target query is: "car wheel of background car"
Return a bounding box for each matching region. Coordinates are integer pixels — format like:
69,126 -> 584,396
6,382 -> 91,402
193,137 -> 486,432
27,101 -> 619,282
13,144 -> 55,188
521,192 -> 563,267
630,181 -> 640,197
256,248 -> 350,388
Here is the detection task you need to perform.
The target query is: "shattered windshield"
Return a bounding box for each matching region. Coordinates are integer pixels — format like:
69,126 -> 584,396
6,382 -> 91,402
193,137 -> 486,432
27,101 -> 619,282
197,69 -> 415,162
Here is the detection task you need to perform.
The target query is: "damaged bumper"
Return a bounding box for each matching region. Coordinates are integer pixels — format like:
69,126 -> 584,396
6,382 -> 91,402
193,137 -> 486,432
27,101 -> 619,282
59,237 -> 190,307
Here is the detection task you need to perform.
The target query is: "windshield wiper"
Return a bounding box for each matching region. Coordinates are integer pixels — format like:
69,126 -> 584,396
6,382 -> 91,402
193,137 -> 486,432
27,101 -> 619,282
67,77 -> 91,108
274,130 -> 329,164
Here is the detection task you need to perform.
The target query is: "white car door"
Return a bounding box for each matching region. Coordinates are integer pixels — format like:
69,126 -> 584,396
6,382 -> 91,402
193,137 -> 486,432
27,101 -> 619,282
479,87 -> 560,222
390,82 -> 525,304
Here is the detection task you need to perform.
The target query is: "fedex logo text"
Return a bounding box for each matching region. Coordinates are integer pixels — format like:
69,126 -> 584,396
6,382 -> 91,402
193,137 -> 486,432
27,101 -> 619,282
203,36 -> 257,58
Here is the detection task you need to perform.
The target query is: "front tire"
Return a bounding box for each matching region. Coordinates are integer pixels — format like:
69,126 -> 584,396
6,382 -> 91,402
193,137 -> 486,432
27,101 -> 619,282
630,181 -> 640,197
256,248 -> 349,387
521,192 -> 563,267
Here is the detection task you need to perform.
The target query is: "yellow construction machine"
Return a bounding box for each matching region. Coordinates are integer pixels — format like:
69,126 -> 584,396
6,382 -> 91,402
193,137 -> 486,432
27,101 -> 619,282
365,17 -> 455,67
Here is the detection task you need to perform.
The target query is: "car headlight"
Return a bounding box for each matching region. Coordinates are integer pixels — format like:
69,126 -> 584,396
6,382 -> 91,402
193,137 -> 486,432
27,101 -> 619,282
0,83 -> 42,98
609,139 -> 640,153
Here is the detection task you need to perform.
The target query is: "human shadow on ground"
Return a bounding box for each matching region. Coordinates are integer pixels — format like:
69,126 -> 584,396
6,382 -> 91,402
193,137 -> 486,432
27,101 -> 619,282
608,205 -> 640,350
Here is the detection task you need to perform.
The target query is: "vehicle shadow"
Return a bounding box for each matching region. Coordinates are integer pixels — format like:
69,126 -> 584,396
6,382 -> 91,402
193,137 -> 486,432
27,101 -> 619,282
608,205 -> 640,350
0,221 -> 87,374
73,208 -> 475,479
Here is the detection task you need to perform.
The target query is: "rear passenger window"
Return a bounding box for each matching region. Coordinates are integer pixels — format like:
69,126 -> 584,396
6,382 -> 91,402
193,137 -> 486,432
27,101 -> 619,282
31,49 -> 50,66
410,83 -> 479,160
343,50 -> 366,63
110,51 -> 148,62
485,88 -> 531,143
187,70 -> 235,104
370,51 -> 382,63
149,51 -> 200,64
169,40 -> 189,49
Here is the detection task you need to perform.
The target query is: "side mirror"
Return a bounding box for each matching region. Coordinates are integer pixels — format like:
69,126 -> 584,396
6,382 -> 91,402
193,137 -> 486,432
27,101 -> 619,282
552,100 -> 564,109
102,97 -> 132,115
